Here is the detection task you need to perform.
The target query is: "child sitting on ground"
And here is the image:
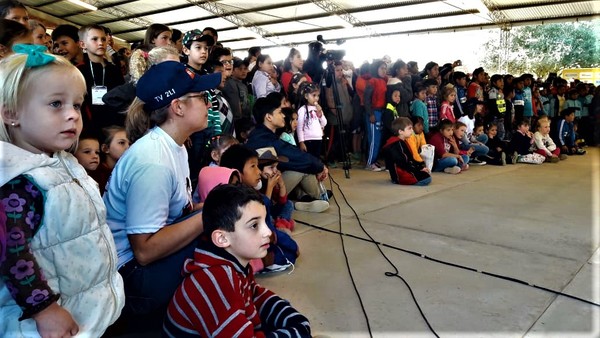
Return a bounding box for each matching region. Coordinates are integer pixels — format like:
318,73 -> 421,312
484,122 -> 509,165
555,108 -> 586,155
201,133 -> 239,168
533,117 -> 566,162
382,117 -> 432,186
510,119 -> 546,164
454,121 -> 488,165
256,147 -> 295,231
163,184 -> 311,337
405,116 -> 427,163
427,119 -> 469,174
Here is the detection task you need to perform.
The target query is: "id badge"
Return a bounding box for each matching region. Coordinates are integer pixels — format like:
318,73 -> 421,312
92,86 -> 107,105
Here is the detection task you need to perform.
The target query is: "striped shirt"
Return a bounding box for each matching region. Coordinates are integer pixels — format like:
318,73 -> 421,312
163,241 -> 311,338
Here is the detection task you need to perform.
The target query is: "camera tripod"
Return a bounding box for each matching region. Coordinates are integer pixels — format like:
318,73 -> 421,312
321,62 -> 351,179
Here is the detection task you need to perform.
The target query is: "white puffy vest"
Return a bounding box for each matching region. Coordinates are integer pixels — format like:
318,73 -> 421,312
0,145 -> 124,338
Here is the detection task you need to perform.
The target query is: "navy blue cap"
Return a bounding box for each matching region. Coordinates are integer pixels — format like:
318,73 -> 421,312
136,61 -> 221,111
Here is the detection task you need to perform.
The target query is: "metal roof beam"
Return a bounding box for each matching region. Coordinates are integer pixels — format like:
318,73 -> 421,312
228,12 -> 600,52
110,0 -> 440,35
85,0 -> 153,27
185,0 -> 295,47
308,0 -> 381,38
60,0 -> 139,18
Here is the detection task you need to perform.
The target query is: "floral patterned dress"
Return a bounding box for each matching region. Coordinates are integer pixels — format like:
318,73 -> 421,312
0,175 -> 58,320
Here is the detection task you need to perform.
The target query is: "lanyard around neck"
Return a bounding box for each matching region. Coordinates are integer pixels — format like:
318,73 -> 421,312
89,59 -> 105,87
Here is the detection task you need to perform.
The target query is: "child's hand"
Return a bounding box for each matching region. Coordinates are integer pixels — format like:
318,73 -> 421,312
299,142 -> 307,152
267,172 -> 281,191
33,302 -> 79,338
456,154 -> 464,164
467,147 -> 475,155
369,114 -> 376,124
421,167 -> 431,173
316,166 -> 329,182
315,103 -> 323,117
276,175 -> 285,190
496,147 -> 502,152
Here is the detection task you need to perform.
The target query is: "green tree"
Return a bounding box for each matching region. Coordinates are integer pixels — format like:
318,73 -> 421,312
481,21 -> 600,78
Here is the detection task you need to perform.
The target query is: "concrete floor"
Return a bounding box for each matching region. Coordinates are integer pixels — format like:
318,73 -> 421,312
257,147 -> 600,338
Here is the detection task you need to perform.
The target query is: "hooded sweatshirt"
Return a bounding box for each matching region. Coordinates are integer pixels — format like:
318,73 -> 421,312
382,137 -> 430,185
163,239 -> 311,337
197,166 -> 240,202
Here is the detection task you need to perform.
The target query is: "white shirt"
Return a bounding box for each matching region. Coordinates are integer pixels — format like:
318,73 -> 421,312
104,126 -> 192,268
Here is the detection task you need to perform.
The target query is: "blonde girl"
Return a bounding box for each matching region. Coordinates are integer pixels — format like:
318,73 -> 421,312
296,82 -> 327,158
533,118 -> 565,162
0,44 -> 124,338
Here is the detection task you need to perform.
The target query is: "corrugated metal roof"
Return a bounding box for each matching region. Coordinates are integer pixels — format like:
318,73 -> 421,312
21,0 -> 600,51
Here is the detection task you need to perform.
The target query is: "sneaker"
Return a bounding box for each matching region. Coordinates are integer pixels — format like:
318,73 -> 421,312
365,163 -> 385,172
444,166 -> 461,174
559,154 -> 568,160
576,148 -> 586,155
461,163 -> 470,171
294,200 -> 329,213
470,157 -> 486,166
258,263 -> 293,274
550,156 -> 560,163
500,152 -> 507,166
511,152 -> 519,164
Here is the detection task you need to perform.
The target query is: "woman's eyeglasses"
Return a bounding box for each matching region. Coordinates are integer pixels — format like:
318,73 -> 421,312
185,91 -> 210,105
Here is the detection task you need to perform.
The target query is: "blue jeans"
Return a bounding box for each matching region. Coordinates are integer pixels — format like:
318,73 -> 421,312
119,239 -> 197,316
476,134 -> 489,144
117,211 -> 201,332
471,143 -> 489,157
433,155 -> 470,171
366,110 -> 383,165
271,200 -> 294,221
414,176 -> 432,186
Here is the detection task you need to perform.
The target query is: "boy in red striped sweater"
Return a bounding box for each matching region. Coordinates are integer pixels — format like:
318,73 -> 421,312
163,184 -> 311,337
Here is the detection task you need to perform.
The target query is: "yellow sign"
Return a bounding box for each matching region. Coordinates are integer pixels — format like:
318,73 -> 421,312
559,68 -> 600,85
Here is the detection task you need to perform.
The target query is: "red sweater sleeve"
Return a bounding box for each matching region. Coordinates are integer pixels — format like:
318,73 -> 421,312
428,133 -> 447,159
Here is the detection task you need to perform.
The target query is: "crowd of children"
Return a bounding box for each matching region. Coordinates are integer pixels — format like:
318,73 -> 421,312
1,0 -> 598,336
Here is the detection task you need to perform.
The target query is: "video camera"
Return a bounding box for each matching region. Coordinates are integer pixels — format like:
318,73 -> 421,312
325,49 -> 345,62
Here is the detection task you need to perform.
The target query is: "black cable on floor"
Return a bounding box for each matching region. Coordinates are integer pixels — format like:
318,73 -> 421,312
325,175 -> 440,337
296,177 -> 600,310
329,180 -> 374,338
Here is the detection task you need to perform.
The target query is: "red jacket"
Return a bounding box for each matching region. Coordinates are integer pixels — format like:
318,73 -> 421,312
368,76 -> 388,109
355,74 -> 371,106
